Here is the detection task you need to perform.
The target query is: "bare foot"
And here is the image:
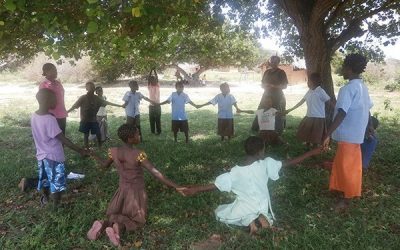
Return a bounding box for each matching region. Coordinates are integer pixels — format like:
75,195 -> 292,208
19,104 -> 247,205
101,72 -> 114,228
190,234 -> 222,250
334,198 -> 350,213
249,221 -> 258,235
258,215 -> 270,229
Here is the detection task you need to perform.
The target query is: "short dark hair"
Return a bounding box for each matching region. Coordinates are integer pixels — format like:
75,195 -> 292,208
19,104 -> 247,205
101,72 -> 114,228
95,86 -> 103,91
309,73 -> 321,86
129,80 -> 138,87
175,80 -> 185,88
42,63 -> 56,73
117,124 -> 138,143
343,54 -> 368,74
244,136 -> 264,156
36,88 -> 55,105
86,81 -> 95,87
220,82 -> 229,90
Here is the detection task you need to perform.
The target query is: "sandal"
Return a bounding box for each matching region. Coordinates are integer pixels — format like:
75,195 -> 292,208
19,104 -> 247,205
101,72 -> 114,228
87,220 -> 103,240
105,227 -> 120,246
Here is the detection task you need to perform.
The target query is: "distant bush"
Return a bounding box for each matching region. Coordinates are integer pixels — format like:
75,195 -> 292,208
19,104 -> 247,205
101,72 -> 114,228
19,53 -> 96,84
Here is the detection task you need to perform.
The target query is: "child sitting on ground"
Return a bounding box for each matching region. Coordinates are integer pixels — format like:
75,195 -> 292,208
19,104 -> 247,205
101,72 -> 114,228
122,80 -> 156,142
31,88 -> 89,206
198,83 -> 244,141
159,80 -> 200,143
285,73 -> 332,147
179,136 -> 321,234
88,124 -> 185,246
68,82 -> 122,149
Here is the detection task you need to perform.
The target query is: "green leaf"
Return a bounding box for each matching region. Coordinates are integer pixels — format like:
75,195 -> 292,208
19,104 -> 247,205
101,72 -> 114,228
132,7 -> 141,17
87,21 -> 98,33
5,0 -> 17,12
0,21 -> 4,26
87,0 -> 98,4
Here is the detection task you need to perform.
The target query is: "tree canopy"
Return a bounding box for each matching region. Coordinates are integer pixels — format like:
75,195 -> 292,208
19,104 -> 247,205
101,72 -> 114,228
214,0 -> 400,97
0,0 -> 260,80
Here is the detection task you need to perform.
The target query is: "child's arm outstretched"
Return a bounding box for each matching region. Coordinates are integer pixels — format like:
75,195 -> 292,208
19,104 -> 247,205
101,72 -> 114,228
188,101 -> 200,109
178,184 -> 217,196
103,99 -> 124,108
233,103 -> 243,113
90,152 -> 113,168
56,133 -> 89,156
158,100 -> 170,106
67,97 -> 82,113
282,147 -> 322,167
197,101 -> 212,109
141,96 -> 158,106
141,158 -> 182,190
285,98 -> 305,114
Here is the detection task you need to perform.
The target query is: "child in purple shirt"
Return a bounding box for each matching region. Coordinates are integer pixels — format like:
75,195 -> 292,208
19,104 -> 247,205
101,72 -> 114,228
32,88 -> 88,207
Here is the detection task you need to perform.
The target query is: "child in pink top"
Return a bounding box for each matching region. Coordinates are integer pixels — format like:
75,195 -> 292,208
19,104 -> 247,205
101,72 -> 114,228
39,63 -> 68,134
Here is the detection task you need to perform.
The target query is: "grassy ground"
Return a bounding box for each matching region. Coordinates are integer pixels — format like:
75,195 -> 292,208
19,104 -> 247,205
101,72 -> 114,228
0,81 -> 399,249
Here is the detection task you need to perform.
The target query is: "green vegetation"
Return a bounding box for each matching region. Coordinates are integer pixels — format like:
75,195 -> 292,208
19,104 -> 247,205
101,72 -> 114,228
0,84 -> 399,249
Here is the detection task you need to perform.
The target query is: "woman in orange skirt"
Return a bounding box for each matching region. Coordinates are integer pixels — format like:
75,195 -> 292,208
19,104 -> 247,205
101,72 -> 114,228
322,54 -> 372,211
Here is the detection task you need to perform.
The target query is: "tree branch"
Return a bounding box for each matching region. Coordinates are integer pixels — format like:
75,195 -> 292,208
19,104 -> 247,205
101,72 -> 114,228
311,0 -> 342,25
324,0 -> 347,29
328,0 -> 400,51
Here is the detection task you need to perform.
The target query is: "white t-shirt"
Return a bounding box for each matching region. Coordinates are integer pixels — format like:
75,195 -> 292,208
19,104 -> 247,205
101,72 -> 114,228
256,108 -> 277,131
209,93 -> 237,119
332,79 -> 373,144
304,86 -> 331,118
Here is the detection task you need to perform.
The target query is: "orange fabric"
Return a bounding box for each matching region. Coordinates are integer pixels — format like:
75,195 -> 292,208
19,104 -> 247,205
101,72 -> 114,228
329,142 -> 362,198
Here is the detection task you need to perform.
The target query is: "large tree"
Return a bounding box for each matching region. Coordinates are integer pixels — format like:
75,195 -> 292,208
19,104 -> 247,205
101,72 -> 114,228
216,0 -> 400,97
0,1 -> 260,81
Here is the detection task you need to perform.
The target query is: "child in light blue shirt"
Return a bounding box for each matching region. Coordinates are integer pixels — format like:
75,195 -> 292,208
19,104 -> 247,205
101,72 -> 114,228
159,81 -> 199,143
198,83 -> 243,140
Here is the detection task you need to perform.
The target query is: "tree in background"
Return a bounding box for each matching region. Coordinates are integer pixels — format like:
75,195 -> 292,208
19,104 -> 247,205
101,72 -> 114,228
0,1 -> 260,82
216,0 -> 400,97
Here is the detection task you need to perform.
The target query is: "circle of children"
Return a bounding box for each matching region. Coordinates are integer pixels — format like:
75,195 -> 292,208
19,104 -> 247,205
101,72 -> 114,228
27,53 -> 377,246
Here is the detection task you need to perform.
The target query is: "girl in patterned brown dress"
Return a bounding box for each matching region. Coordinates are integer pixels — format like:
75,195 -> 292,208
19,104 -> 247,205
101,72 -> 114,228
88,124 -> 184,246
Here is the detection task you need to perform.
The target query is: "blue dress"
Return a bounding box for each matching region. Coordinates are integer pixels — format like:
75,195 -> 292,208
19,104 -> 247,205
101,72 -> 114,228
214,157 -> 282,226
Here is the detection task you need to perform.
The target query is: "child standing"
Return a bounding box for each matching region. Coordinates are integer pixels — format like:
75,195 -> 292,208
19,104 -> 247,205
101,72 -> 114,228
322,53 -> 372,211
68,82 -> 122,149
39,63 -> 68,135
159,80 -> 199,143
179,136 -> 321,234
198,83 -> 243,141
285,73 -> 331,146
88,124 -> 185,246
147,69 -> 162,135
94,86 -> 109,142
32,88 -> 88,206
122,80 -> 155,142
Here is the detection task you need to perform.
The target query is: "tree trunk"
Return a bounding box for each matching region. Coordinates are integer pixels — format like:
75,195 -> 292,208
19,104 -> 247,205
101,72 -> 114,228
300,27 -> 335,100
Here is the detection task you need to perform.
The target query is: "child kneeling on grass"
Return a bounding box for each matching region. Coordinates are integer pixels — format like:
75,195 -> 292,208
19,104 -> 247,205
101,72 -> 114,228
179,136 -> 322,234
88,124 -> 185,246
32,89 -> 89,207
